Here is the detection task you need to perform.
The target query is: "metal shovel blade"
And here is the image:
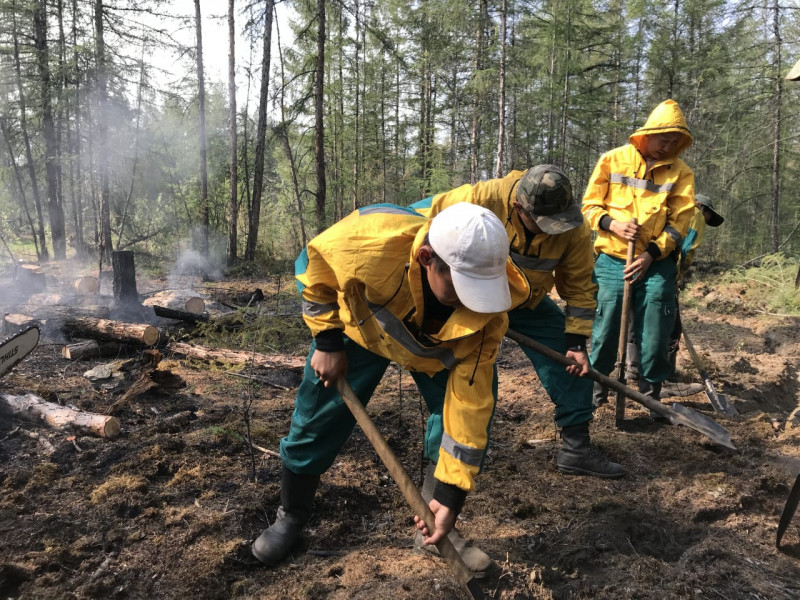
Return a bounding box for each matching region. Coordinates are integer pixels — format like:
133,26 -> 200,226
668,403 -> 735,449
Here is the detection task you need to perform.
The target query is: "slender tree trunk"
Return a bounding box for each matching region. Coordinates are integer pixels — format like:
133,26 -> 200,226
470,0 -> 487,183
276,16 -> 307,247
194,0 -> 209,259
227,0 -> 238,265
245,0 -> 274,261
558,3 -> 572,167
494,0 -> 507,178
0,118 -> 41,259
116,50 -> 145,250
350,0 -> 360,213
94,0 -> 113,263
34,0 -> 67,259
13,3 -> 48,259
770,0 -> 782,253
71,0 -> 84,248
314,0 -> 327,232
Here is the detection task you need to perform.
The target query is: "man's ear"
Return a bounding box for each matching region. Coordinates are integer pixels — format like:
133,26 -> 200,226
418,245 -> 433,267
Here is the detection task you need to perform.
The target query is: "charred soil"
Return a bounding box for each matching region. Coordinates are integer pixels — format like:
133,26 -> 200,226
1,277 -> 799,599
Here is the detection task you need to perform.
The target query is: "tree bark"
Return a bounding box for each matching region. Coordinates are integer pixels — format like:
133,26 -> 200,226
166,341 -> 304,371
494,0 -> 507,178
194,0 -> 210,260
770,0 -> 782,253
227,0 -> 238,265
244,1 -> 274,261
12,3 -> 48,259
142,291 -> 205,314
63,316 -> 159,346
1,393 -> 120,438
112,251 -> 139,308
314,0 -> 327,231
95,0 -> 113,263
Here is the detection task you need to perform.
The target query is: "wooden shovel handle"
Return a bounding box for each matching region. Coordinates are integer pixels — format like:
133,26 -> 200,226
615,218 -> 638,423
336,378 -> 485,600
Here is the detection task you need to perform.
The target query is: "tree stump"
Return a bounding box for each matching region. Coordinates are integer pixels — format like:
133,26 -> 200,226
112,251 -> 139,308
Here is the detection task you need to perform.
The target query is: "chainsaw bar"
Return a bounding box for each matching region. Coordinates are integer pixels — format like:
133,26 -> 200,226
0,325 -> 40,378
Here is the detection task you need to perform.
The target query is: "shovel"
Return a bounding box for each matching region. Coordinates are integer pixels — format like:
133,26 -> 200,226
505,329 -> 735,449
682,329 -> 738,417
336,378 -> 486,600
614,220 -> 638,424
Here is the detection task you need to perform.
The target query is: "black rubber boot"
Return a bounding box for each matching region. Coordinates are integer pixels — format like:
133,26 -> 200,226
667,342 -> 679,380
592,381 -> 609,407
413,462 -> 493,576
638,380 -> 665,419
556,423 -> 626,479
252,465 -> 320,566
625,341 -> 641,383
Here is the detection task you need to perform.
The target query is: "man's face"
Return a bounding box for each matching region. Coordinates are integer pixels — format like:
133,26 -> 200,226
699,206 -> 714,225
643,132 -> 683,161
419,246 -> 462,308
513,202 -> 543,234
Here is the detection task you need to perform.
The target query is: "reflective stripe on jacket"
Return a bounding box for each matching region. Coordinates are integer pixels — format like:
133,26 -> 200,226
410,171 -> 596,338
295,204 -> 530,491
582,99 -> 696,260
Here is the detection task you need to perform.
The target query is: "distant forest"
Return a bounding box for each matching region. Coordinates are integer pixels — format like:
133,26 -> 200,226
0,0 -> 798,270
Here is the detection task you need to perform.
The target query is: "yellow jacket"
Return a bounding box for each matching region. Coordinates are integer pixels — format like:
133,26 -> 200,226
295,204 -> 530,491
411,171 -> 597,338
582,100 -> 696,260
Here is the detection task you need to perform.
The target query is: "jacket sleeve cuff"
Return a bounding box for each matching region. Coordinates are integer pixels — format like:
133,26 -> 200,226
565,333 -> 587,351
434,480 -> 467,514
599,215 -> 612,231
314,329 -> 345,352
645,242 -> 661,259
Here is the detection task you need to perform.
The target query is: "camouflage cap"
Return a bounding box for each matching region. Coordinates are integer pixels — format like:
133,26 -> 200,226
695,194 -> 724,227
516,164 -> 583,234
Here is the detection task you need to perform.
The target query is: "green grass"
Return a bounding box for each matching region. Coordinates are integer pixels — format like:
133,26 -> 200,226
716,253 -> 800,315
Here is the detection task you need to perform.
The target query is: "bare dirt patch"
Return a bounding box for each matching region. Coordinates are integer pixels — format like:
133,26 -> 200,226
1,275 -> 799,599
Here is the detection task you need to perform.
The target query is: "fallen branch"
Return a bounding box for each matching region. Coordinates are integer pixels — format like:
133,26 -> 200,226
166,342 -> 304,372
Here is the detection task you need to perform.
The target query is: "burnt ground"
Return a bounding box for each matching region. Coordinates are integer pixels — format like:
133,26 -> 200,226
1,273 -> 800,600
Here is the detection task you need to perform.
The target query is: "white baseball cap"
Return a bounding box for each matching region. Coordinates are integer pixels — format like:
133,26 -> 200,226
428,202 -> 511,313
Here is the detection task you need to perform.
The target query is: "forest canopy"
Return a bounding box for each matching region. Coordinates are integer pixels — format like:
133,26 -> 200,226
0,0 -> 798,271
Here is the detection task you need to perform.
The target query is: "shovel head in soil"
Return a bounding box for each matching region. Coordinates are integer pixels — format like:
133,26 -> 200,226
682,329 -> 738,417
336,379 -> 487,600
506,329 -> 735,450
777,474 -> 800,552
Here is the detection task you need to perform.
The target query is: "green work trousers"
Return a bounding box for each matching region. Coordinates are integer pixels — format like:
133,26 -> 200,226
280,336 -> 498,476
508,296 -> 594,428
590,252 -> 677,384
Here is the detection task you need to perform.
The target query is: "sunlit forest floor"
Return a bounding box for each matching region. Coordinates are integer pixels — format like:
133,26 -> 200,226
1,267 -> 799,599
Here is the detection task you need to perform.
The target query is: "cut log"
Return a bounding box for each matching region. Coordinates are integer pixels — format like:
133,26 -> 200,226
61,339 -> 122,360
4,313 -> 38,334
0,392 -> 121,438
112,250 -> 139,308
27,292 -> 113,308
20,305 -> 111,320
74,276 -> 99,294
166,341 -> 305,372
17,264 -> 45,292
143,291 -> 205,314
151,305 -> 209,323
63,316 -> 159,346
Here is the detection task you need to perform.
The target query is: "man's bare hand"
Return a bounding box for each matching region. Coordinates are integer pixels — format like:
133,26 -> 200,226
413,499 -> 457,546
609,219 -> 641,241
623,252 -> 654,283
310,349 -> 347,388
565,349 -> 590,377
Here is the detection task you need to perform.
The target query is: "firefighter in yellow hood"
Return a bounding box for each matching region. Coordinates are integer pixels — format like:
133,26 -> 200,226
582,99 -> 696,407
252,202 -> 529,575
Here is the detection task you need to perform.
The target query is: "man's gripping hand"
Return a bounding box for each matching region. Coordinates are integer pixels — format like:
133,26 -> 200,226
310,349 -> 347,388
413,499 -> 457,546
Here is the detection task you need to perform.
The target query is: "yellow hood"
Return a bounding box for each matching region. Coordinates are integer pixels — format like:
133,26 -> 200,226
629,99 -> 693,159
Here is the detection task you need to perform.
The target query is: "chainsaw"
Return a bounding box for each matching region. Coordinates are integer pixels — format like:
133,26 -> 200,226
0,325 -> 40,379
